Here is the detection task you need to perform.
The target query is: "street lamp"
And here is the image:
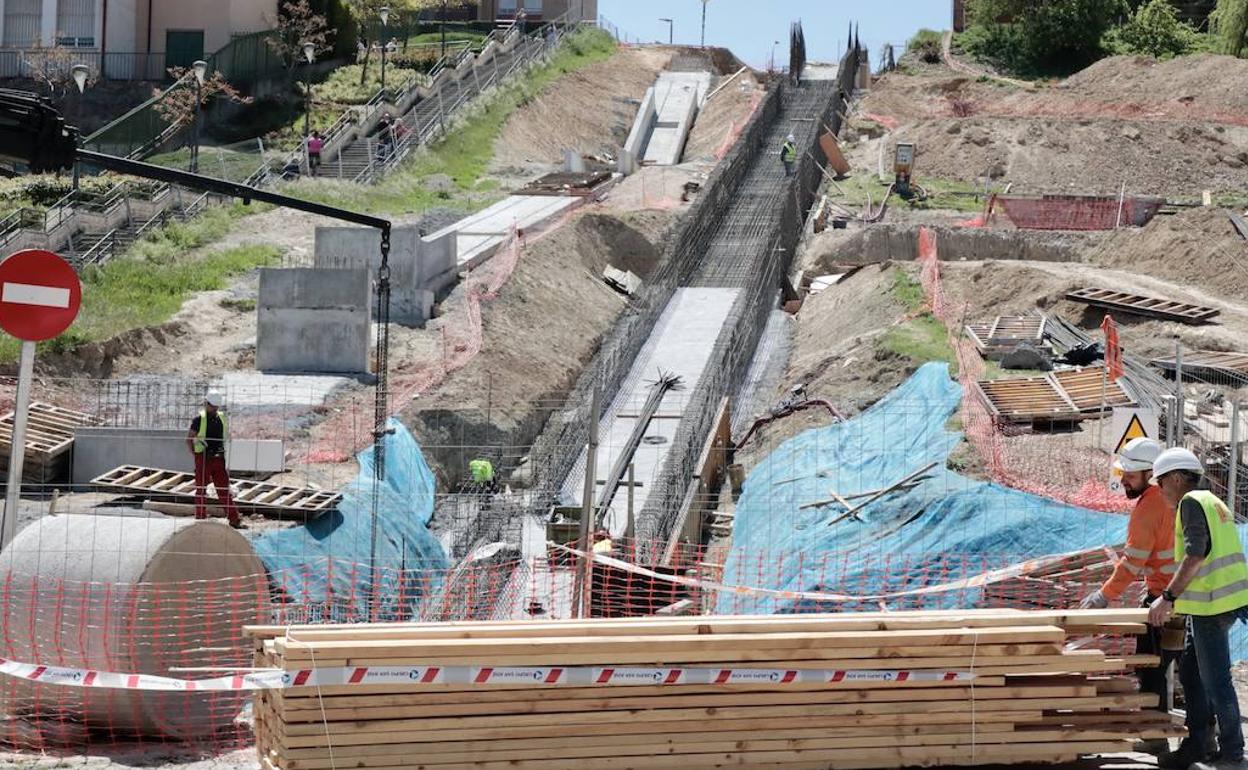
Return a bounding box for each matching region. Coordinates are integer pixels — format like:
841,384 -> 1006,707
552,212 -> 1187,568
769,40 -> 779,72
302,42 -> 315,140
440,0 -> 448,60
70,64 -> 89,191
700,0 -> 709,48
379,5 -> 390,91
659,17 -> 672,45
190,59 -> 207,174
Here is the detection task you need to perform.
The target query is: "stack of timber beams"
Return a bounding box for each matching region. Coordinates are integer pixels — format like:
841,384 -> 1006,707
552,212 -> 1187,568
247,608 -> 1183,770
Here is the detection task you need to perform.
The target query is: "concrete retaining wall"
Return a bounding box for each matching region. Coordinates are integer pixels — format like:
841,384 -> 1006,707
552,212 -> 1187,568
820,224 -> 1088,265
622,86 -> 656,173
70,429 -> 285,484
314,224 -> 458,326
256,267 -> 372,374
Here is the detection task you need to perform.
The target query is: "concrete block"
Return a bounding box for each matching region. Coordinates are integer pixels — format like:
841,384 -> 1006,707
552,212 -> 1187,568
71,429 -> 286,483
623,86 -> 656,163
256,268 -> 371,374
314,224 -> 457,326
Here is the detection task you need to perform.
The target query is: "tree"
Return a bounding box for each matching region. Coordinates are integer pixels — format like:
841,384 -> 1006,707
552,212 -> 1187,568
153,67 -> 251,130
24,43 -> 81,98
346,0 -> 436,86
965,0 -> 1127,73
267,0 -> 335,83
1212,0 -> 1248,56
1114,0 -> 1200,58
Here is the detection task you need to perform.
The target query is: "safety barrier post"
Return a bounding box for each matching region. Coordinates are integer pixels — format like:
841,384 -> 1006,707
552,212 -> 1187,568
1231,401 -> 1241,517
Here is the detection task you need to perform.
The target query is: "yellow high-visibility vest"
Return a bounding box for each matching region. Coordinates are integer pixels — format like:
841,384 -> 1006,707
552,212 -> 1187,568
193,410 -> 228,454
1174,490 -> 1248,616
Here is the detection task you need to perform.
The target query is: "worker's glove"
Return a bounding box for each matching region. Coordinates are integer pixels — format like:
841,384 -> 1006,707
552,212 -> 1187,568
1078,589 -> 1108,610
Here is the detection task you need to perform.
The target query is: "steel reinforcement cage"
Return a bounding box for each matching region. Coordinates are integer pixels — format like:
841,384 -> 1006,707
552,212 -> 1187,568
527,45 -> 865,540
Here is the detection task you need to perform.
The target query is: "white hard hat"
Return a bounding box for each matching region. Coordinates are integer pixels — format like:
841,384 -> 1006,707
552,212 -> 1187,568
786,133 -> 796,142
1113,437 -> 1162,472
204,389 -> 225,407
1152,447 -> 1203,479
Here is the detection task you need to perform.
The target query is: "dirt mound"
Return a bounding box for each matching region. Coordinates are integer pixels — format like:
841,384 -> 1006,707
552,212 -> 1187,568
490,47 -> 672,172
893,116 -> 1248,195
1060,54 -> 1248,113
1087,207 -> 1248,303
684,70 -> 765,162
401,208 -> 675,486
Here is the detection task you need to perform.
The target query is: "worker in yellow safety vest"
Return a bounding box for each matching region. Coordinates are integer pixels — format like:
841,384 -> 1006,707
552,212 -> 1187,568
1149,448 -> 1248,770
185,390 -> 242,528
780,134 -> 797,177
468,457 -> 496,494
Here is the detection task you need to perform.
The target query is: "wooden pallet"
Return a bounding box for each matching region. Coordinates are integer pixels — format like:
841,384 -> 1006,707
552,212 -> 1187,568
90,464 -> 340,517
1150,349 -> 1248,382
976,367 -> 1137,424
1051,367 -> 1136,411
0,402 -> 101,484
1065,287 -> 1219,324
247,609 -> 1181,770
965,315 -> 1048,359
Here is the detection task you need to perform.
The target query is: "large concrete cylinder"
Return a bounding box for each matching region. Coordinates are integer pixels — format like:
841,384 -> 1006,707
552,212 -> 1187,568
0,513 -> 269,740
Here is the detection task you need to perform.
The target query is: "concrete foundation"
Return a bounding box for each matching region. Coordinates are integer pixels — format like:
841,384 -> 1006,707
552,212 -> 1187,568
427,195 -> 579,269
256,268 -> 372,374
71,428 -> 284,484
624,71 -> 714,167
314,225 -> 458,326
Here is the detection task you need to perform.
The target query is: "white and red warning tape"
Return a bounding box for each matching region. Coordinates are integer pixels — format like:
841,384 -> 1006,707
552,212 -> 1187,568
0,657 -> 976,692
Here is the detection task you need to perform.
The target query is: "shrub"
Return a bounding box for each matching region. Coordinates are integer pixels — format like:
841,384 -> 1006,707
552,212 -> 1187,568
1109,0 -> 1203,58
907,29 -> 944,63
963,0 -> 1127,74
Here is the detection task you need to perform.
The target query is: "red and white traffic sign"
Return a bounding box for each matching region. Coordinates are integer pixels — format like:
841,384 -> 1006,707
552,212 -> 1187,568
0,249 -> 82,341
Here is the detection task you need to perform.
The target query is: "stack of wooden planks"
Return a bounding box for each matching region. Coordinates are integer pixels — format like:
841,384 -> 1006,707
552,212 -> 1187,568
0,401 -> 100,483
975,367 -> 1137,425
247,609 -> 1182,770
1065,288 -> 1219,324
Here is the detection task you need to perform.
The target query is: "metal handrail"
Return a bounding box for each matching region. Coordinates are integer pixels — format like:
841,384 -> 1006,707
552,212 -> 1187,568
79,228 -> 118,266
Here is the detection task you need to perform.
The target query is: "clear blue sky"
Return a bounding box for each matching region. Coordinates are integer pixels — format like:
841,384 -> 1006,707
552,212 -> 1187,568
596,0 -> 952,69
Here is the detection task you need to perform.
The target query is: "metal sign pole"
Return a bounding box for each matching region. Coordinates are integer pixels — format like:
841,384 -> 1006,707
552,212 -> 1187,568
1,340 -> 35,550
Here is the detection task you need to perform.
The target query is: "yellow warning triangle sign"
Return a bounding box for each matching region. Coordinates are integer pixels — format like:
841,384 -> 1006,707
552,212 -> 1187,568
1115,413 -> 1150,453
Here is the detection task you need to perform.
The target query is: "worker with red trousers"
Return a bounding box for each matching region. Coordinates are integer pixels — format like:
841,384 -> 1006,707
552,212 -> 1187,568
186,390 -> 243,529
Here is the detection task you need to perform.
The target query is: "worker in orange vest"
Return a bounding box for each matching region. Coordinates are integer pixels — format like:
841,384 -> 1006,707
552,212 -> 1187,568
1077,437 -> 1176,751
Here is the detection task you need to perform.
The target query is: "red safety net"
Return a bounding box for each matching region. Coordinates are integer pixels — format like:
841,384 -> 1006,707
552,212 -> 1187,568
997,195 -> 1163,231
917,226 -> 1128,513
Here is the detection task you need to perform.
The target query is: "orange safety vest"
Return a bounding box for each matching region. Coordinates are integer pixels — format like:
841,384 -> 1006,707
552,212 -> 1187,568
1100,484 -> 1176,600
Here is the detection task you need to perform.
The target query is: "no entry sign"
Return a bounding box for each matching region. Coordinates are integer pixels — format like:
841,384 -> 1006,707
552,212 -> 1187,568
0,249 -> 82,341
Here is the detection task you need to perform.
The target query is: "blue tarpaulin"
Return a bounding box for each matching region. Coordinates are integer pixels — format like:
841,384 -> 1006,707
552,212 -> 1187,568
251,419 -> 448,615
724,363 -> 1129,614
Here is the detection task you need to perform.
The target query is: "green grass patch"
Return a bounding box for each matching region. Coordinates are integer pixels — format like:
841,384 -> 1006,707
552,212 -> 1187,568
883,315 -> 955,366
889,267 -> 925,313
289,26 -> 617,217
832,173 -> 985,215
219,297 -> 257,312
403,31 -> 487,48
0,204 -> 270,362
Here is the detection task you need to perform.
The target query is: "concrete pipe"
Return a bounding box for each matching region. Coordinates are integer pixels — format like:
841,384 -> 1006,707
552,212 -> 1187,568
0,513 -> 269,740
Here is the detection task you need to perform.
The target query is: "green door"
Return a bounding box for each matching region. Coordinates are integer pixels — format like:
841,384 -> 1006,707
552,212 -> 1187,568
165,30 -> 205,74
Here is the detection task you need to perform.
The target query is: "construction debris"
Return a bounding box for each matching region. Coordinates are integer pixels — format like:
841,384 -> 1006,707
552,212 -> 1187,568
1151,349 -> 1248,382
603,265 -> 642,296
964,315 -> 1048,360
1065,287 -> 1220,324
975,367 -> 1136,425
91,465 -> 341,517
247,609 -> 1180,770
522,169 -> 613,197
0,401 -> 100,483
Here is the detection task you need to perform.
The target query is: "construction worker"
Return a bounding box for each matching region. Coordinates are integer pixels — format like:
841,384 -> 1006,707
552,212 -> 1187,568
780,134 -> 797,177
468,456 -> 496,494
186,390 -> 243,529
1148,448 -> 1248,770
1077,438 -> 1175,743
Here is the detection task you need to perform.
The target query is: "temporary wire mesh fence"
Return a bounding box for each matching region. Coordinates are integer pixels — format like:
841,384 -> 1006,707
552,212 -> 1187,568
0,541 -> 1165,756
918,227 -> 1130,514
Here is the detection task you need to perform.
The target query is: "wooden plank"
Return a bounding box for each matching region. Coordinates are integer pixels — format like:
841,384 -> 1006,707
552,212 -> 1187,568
1066,287 -> 1219,324
90,464 -> 340,516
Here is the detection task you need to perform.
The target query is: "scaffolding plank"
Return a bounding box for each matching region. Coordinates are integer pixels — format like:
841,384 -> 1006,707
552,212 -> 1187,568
975,375 -> 1080,423
1151,350 -> 1248,381
1065,288 -> 1219,324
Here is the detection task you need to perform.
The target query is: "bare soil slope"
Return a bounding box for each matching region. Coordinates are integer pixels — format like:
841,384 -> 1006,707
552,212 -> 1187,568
490,47 -> 672,173
853,55 -> 1248,195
